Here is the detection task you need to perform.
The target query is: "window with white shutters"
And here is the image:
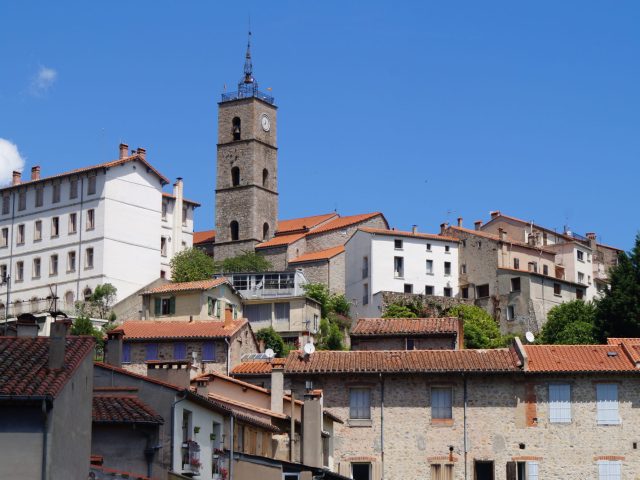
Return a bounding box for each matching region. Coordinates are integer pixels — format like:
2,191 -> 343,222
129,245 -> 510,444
549,384 -> 571,423
598,460 -> 621,480
596,384 -> 620,425
349,388 -> 371,419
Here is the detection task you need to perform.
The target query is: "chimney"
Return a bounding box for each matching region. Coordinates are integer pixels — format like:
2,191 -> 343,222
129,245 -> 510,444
457,317 -> 464,350
258,339 -> 266,353
586,232 -> 597,240
457,217 -> 463,227
513,337 -> 528,370
302,389 -> 323,468
440,222 -> 449,235
490,210 -> 501,219
498,228 -> 507,241
12,171 -> 21,186
147,362 -> 191,388
136,147 -> 146,160
474,220 -> 483,231
31,166 -> 41,181
270,363 -> 284,414
49,320 -> 69,370
411,225 -> 418,234
105,330 -> 123,368
172,177 -> 184,257
119,143 -> 129,159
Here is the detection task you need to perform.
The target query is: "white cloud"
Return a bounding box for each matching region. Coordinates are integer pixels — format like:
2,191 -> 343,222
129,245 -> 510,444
29,66 -> 57,96
0,139 -> 25,186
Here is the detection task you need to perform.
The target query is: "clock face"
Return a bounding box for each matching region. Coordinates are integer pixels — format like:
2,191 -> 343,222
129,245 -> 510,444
261,114 -> 271,132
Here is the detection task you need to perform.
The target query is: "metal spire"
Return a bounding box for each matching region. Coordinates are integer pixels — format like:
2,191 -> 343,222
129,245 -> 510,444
243,30 -> 254,84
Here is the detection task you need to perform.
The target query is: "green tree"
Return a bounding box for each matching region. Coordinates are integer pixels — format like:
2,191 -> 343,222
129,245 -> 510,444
170,248 -> 216,283
71,315 -> 105,358
220,251 -> 273,273
448,304 -> 506,349
382,303 -> 417,318
316,318 -> 344,351
596,234 -> 640,340
256,327 -> 287,357
303,283 -> 350,350
303,283 -> 331,317
89,283 -> 118,319
539,300 -> 597,344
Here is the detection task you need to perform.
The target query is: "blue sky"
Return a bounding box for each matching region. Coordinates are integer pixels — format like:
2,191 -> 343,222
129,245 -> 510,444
1,1 -> 638,250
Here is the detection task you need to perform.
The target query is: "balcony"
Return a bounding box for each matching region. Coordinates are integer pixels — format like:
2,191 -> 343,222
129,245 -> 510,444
221,83 -> 274,105
229,271 -> 307,299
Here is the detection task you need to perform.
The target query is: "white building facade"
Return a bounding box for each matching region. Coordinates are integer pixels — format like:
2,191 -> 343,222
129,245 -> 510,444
345,227 -> 460,319
0,144 -> 197,318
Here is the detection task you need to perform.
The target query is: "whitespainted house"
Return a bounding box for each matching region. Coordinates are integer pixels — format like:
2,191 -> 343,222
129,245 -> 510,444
0,143 -> 198,319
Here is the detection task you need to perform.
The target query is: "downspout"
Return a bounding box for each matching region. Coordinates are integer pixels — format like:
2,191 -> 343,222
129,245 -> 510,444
379,373 -> 385,480
290,391 -> 295,462
41,398 -> 49,480
463,375 -> 468,480
170,392 -> 188,473
225,338 -> 231,375
229,414 -> 235,480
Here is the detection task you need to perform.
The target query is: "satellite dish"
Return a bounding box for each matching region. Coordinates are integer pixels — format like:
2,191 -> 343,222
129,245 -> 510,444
525,331 -> 535,343
303,343 -> 316,355
264,348 -> 275,359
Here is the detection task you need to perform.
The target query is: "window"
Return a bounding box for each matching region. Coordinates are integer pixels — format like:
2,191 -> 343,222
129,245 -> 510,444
17,224 -> 25,245
68,213 -> 77,234
553,283 -> 561,296
35,186 -> 44,207
202,342 -> 215,361
160,237 -> 167,257
182,207 -> 187,226
275,302 -> 290,322
351,463 -> 371,480
87,175 -> 97,195
404,283 -> 413,294
596,383 -> 620,425
445,245 -> 450,253
577,250 -> 584,262
262,168 -> 269,187
349,388 -> 370,419
511,277 -> 521,292
230,221 -> 239,241
161,202 -> 167,220
528,262 -> 538,273
426,259 -> 433,274
460,264 -> 466,274
588,253 -> 592,263
2,195 -> 9,215
15,261 -> 23,282
145,343 -> 158,361
576,288 -> 584,300
476,284 -> 490,298
430,464 -> 454,480
51,217 -> 59,237
508,461 -> 538,480
174,342 -> 187,360
394,239 -> 403,250
577,272 -> 585,284
549,384 -> 571,423
85,248 -> 94,269
0,264 -> 6,282
232,117 -> 241,140
394,256 -> 404,278
443,287 -> 452,297
425,285 -> 434,295
86,209 -> 95,230
426,243 -> 431,251
33,258 -> 41,279
431,387 -> 452,420
507,305 -> 515,321
155,296 -> 176,316
263,223 -> 269,240
32,220 -> 41,241
362,283 -> 369,305
50,254 -> 58,276
598,461 -> 621,480
122,343 -> 131,364
362,256 -> 368,278
83,288 -> 92,300
70,178 -> 78,199
444,261 -> 451,275
0,227 -> 7,247
231,166 -> 240,186
461,287 -> 469,299
513,258 -> 520,269
406,338 -> 415,350
67,251 -> 76,272
543,265 -> 549,276
52,182 -> 61,203
18,191 -> 26,211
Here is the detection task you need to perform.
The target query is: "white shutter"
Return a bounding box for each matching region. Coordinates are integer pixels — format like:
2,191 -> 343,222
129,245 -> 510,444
549,384 -> 571,423
527,462 -> 539,480
597,384 -> 620,425
598,461 -> 621,480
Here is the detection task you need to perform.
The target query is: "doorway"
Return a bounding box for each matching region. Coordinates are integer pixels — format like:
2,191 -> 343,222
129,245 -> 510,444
351,463 -> 371,480
474,460 -> 494,480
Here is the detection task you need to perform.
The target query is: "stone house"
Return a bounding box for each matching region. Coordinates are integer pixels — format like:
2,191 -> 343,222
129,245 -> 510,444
0,322 -> 95,479
350,317 -> 462,351
271,339 -> 640,480
109,317 -> 258,377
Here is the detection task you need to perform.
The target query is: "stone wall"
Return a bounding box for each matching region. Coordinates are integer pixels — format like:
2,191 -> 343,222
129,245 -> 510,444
111,277 -> 168,321
380,291 -> 472,317
304,216 -> 388,253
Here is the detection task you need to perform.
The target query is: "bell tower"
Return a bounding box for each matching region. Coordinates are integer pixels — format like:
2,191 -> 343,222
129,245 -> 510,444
213,33 -> 278,260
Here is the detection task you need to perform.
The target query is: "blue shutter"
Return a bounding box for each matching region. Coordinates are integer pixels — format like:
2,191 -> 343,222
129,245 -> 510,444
122,343 -> 131,364
597,384 -> 620,425
174,342 -> 187,360
145,343 -> 158,361
549,384 -> 571,423
202,342 -> 215,361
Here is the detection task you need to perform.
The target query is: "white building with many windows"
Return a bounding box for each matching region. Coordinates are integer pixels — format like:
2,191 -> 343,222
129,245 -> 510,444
0,143 -> 198,319
345,227 -> 460,319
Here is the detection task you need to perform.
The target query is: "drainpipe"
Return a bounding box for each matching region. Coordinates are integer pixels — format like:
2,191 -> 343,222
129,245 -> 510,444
379,373 -> 385,480
290,391 -> 295,462
229,414 -> 235,480
41,398 -> 49,480
463,375 -> 468,480
225,338 -> 231,375
170,391 -> 188,473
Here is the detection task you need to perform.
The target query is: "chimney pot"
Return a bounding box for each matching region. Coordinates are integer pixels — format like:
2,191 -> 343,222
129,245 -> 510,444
586,232 -> 597,240
412,225 -> 418,234
490,210 -> 501,219
270,363 -> 284,414
136,147 -> 146,160
119,143 -> 129,159
31,166 -> 41,181
440,222 -> 449,235
12,171 -> 21,186
457,217 -> 463,227
474,220 -> 483,231
105,330 -> 124,368
49,320 -> 70,370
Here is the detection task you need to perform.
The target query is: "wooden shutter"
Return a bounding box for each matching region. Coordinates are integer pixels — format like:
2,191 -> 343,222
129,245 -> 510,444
169,296 -> 176,315
337,462 -> 351,478
371,460 -> 381,480
506,461 -> 516,480
549,384 -> 571,423
154,298 -> 161,315
597,384 -> 620,425
207,297 -> 213,316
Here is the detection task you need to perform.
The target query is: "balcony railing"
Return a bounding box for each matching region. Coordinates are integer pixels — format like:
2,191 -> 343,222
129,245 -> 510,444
221,84 -> 274,105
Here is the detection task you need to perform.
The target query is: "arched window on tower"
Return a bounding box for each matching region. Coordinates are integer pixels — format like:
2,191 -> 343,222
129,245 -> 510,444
230,221 -> 239,241
262,168 -> 269,187
231,167 -> 240,187
263,223 -> 269,240
232,117 -> 241,141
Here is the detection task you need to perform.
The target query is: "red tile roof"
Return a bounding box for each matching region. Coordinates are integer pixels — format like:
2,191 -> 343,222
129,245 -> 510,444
276,213 -> 339,234
207,392 -> 287,419
284,349 -> 520,374
288,245 -> 345,264
231,358 -> 286,376
306,212 -> 386,236
113,320 -> 247,340
255,232 -> 306,249
524,345 -> 638,372
358,227 -> 459,243
0,336 -> 95,399
193,230 -> 216,244
93,395 -> 164,424
162,192 -> 201,206
447,226 -> 556,254
142,277 -> 229,294
351,317 -> 460,337
607,338 -> 640,345
0,154 -> 170,192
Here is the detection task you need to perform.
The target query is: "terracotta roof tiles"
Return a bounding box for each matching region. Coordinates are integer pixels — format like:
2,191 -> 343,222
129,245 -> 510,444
358,227 -> 459,243
142,277 -> 229,294
231,358 -> 286,376
351,317 -> 460,337
114,320 -> 247,340
93,395 -> 164,424
288,245 -> 345,264
255,233 -> 306,249
276,213 -> 339,234
193,230 -> 216,244
306,212 -> 386,236
524,345 -> 638,372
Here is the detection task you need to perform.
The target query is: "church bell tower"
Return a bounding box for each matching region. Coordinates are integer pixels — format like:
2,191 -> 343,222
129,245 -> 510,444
213,33 -> 278,260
